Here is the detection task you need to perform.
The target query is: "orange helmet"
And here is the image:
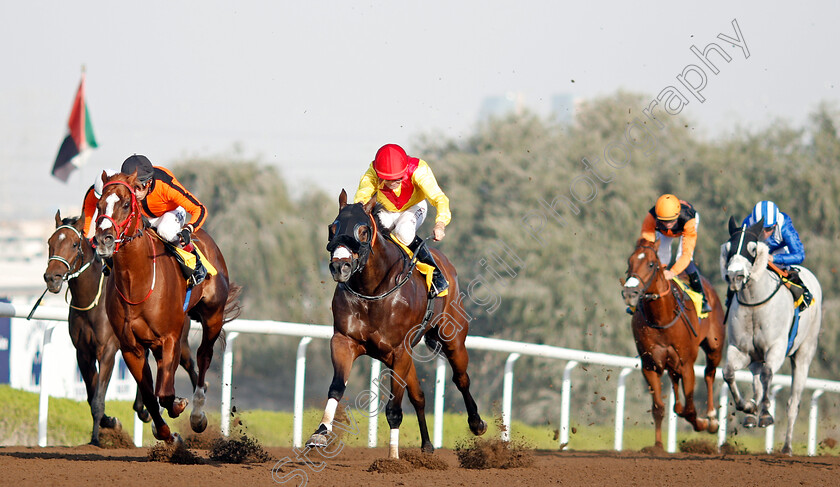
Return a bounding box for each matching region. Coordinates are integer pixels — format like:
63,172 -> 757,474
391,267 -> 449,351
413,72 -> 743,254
654,194 -> 681,221
373,144 -> 409,180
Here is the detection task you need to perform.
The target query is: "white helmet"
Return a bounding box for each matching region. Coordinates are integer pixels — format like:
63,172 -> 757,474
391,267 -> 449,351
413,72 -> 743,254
93,169 -> 119,198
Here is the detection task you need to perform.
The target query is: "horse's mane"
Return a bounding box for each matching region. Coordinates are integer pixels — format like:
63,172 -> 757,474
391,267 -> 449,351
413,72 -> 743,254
61,216 -> 80,226
371,203 -> 393,240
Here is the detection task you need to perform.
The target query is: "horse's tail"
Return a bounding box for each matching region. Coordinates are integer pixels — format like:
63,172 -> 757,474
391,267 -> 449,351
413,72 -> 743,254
223,282 -> 243,325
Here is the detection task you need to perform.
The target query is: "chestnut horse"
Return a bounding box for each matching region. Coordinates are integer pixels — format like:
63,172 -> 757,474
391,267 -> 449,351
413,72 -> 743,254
306,190 -> 486,459
43,211 -> 199,445
93,171 -> 240,443
621,238 -> 725,448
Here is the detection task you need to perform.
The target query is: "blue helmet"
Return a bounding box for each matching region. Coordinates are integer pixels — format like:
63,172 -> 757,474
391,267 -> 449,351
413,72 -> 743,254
749,200 -> 782,228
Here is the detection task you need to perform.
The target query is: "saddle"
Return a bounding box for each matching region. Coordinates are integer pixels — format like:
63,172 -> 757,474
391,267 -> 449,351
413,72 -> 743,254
387,234 -> 449,298
672,277 -> 710,319
154,232 -> 217,284
768,262 -> 814,310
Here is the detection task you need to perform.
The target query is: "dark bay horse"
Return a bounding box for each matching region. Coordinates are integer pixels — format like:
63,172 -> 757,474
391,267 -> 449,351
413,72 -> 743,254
621,238 -> 725,448
93,171 -> 241,443
43,210 -> 200,445
306,190 -> 486,459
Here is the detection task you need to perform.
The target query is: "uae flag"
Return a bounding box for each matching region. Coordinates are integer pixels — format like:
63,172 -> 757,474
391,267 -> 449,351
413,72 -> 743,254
51,74 -> 98,182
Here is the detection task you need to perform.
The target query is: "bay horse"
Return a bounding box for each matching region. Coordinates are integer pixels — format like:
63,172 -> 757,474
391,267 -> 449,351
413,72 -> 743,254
621,238 -> 725,449
720,217 -> 822,455
43,210 -> 199,445
93,171 -> 241,443
306,190 -> 486,459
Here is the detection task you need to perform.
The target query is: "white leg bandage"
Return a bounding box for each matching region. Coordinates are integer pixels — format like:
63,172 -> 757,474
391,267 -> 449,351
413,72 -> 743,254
320,398 -> 339,432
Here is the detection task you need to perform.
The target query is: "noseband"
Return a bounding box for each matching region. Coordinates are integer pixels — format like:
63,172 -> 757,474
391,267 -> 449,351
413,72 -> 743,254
327,210 -> 378,276
95,180 -> 143,251
49,224 -> 91,281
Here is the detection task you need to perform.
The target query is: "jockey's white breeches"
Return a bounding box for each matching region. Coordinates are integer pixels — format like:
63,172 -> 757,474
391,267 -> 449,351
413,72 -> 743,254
657,212 -> 700,267
376,200 -> 427,247
148,207 -> 187,243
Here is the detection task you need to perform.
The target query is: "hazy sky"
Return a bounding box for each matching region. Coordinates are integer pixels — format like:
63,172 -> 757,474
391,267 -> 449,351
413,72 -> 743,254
2,1 -> 838,220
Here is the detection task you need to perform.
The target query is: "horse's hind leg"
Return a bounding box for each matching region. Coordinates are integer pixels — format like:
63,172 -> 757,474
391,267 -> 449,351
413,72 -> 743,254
386,351 -> 433,458
666,369 -> 684,417
433,330 -> 486,437
179,316 -> 199,391
190,314 -> 223,433
782,350 -> 815,455
307,333 -> 363,448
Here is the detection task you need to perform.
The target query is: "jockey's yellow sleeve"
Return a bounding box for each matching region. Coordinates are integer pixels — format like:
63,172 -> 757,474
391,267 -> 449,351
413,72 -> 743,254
354,160 -> 451,225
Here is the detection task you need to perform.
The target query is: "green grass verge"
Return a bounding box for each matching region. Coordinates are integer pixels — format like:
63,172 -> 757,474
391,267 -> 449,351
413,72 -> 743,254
1,385 -> 835,455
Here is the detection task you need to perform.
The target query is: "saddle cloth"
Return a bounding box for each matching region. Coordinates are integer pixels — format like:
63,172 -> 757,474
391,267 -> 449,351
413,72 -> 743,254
154,232 -> 218,278
672,277 -> 709,319
388,234 -> 449,298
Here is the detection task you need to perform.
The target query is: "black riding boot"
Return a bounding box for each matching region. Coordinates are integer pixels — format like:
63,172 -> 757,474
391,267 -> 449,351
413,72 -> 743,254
410,237 -> 448,298
688,270 -> 712,314
180,229 -> 207,287
785,268 -> 813,311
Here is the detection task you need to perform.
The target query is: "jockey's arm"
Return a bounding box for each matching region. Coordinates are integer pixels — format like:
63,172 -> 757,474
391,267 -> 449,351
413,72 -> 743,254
670,217 -> 698,276
640,213 -> 657,242
413,161 -> 451,226
353,164 -> 379,204
158,178 -> 207,233
773,222 -> 806,266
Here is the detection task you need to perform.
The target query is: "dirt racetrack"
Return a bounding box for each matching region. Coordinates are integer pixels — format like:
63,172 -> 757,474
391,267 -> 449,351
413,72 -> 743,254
1,444 -> 838,487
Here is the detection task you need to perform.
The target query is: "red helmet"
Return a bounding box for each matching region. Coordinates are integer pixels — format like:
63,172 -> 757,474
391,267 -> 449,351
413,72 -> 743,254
373,144 -> 409,180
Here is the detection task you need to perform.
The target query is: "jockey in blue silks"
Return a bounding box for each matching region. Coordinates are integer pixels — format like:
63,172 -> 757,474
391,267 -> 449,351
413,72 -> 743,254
742,200 -> 813,310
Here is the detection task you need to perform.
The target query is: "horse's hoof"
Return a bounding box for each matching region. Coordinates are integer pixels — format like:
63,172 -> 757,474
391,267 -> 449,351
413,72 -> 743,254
694,418 -> 709,432
167,433 -> 183,446
168,397 -> 189,418
190,411 -> 208,433
100,415 -> 122,431
137,408 -> 152,423
742,400 -> 757,415
758,414 -> 774,428
421,442 -> 435,454
306,433 -> 329,448
469,418 -> 488,436
781,445 -> 793,456
743,415 -> 758,428
707,418 -> 720,434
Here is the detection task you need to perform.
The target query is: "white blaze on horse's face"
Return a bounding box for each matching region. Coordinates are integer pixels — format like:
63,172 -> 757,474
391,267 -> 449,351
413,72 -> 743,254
636,253 -> 645,260
624,277 -> 640,289
331,245 -> 352,261
98,193 -> 120,230
726,254 -> 751,291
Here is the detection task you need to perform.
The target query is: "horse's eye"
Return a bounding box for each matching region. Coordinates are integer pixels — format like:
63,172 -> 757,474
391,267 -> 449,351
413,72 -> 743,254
122,202 -> 130,210
648,262 -> 655,268
355,225 -> 369,244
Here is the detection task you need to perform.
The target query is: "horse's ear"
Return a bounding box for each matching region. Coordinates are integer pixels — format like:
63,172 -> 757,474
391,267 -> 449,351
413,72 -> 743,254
747,218 -> 764,237
363,195 -> 376,214
54,210 -> 62,228
125,170 -> 138,188
100,170 -> 109,184
728,216 -> 739,236
338,189 -> 347,209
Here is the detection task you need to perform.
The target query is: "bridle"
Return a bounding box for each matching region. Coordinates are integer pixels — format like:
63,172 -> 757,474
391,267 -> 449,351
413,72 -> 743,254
48,224 -> 91,282
95,180 -> 144,251
726,226 -> 785,307
627,244 -> 690,331
95,179 -> 156,304
328,210 -> 418,300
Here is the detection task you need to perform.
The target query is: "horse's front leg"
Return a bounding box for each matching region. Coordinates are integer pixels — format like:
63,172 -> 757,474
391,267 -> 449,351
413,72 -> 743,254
678,361 -> 709,432
757,346 -> 786,428
641,367 -> 665,449
154,334 -> 188,419
122,346 -> 175,443
93,338 -> 122,432
723,345 -> 754,414
307,334 -> 363,448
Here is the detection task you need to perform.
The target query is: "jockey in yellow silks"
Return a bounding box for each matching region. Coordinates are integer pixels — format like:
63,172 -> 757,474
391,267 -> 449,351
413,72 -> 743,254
354,143 -> 450,297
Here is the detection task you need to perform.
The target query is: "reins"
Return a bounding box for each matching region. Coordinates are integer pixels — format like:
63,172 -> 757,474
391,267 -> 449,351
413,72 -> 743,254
630,244 -> 695,335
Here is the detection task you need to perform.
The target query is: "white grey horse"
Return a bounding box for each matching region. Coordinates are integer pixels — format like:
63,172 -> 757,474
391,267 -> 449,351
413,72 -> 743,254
720,217 -> 822,455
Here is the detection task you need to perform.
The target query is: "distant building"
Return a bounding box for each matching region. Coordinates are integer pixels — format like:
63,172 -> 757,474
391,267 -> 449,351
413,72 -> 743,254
478,92 -> 576,122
